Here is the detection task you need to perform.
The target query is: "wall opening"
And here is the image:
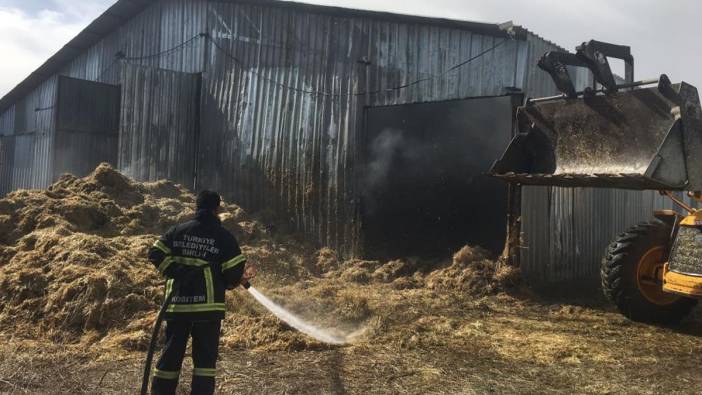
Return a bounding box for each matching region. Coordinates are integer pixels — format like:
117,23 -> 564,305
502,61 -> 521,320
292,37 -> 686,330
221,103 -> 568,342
361,95 -> 520,259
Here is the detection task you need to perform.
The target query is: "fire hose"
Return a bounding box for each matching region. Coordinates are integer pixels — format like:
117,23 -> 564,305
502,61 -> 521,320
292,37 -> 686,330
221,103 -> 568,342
140,267 -> 250,395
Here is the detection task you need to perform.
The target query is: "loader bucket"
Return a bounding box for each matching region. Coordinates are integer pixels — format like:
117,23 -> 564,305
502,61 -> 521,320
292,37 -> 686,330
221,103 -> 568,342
491,77 -> 702,191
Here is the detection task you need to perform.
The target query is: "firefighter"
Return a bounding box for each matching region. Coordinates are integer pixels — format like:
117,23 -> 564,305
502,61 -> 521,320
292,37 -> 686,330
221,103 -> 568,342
148,190 -> 255,395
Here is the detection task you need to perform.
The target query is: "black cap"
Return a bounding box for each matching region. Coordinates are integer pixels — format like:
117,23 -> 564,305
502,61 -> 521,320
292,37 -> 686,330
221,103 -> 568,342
196,190 -> 221,211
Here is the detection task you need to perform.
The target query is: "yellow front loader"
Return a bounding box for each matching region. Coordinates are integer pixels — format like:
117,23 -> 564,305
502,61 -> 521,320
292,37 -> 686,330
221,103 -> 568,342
491,40 -> 702,323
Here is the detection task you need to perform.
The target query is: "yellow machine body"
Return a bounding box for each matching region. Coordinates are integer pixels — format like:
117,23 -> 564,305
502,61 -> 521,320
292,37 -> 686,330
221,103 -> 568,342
662,210 -> 702,298
663,264 -> 702,298
488,39 -> 702,322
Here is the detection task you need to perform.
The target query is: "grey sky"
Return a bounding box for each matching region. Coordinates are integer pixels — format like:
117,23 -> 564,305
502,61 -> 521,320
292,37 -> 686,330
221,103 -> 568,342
0,0 -> 700,97
0,0 -> 113,20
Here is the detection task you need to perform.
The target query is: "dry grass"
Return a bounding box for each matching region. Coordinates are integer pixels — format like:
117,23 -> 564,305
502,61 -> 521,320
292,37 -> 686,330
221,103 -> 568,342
1,292 -> 701,394
0,165 -> 701,394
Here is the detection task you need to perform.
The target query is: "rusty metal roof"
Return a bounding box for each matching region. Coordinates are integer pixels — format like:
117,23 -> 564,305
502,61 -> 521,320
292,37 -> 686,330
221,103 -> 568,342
0,0 -> 518,113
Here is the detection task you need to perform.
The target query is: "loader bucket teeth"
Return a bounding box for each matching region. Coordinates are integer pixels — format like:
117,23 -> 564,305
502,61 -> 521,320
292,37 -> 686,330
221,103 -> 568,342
490,77 -> 702,191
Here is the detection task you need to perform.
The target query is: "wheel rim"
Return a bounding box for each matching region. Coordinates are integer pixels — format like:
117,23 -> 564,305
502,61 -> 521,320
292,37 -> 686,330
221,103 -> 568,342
636,246 -> 679,306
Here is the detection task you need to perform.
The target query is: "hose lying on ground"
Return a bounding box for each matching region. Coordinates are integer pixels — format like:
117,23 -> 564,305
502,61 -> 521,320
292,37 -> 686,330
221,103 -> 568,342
140,282 -> 179,395
139,271 -> 250,395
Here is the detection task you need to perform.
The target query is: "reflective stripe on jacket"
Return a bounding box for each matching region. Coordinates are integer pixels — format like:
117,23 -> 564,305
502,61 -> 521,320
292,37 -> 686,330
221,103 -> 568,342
148,209 -> 246,321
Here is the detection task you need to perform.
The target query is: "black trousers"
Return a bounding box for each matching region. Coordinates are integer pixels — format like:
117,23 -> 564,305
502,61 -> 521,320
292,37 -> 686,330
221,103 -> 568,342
151,320 -> 222,395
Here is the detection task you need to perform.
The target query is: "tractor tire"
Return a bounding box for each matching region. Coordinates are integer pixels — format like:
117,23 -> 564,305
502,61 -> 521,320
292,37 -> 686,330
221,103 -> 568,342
601,221 -> 697,324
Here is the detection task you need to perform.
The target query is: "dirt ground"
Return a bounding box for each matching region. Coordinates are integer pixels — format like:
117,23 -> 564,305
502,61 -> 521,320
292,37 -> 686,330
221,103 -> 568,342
1,165 -> 701,394
2,292 -> 701,394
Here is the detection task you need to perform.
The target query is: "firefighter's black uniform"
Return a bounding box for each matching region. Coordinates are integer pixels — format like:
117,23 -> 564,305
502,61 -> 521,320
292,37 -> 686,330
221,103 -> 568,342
148,208 -> 246,395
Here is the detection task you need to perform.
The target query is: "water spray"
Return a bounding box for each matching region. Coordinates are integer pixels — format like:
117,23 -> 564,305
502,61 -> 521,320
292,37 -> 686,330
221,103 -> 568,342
141,274 -> 353,394
241,271 -> 358,345
246,286 -> 347,345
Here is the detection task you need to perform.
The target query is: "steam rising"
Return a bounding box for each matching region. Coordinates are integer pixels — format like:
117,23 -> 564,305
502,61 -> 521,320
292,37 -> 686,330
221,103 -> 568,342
364,129 -> 407,191
363,128 -> 430,214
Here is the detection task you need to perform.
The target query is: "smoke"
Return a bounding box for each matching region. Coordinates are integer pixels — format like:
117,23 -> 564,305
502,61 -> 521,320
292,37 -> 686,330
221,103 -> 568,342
119,158 -> 142,180
364,129 -> 404,190
362,128 -> 430,214
362,127 -> 438,216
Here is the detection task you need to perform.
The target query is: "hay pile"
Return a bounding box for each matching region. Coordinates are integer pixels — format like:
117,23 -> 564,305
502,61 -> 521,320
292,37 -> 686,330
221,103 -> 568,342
323,245 -> 519,295
0,164 -> 307,349
0,164 -> 515,353
0,164 -> 183,347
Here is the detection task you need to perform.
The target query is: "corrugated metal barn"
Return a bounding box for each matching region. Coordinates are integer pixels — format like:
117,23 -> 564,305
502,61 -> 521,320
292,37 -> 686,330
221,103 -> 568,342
0,0 -> 686,290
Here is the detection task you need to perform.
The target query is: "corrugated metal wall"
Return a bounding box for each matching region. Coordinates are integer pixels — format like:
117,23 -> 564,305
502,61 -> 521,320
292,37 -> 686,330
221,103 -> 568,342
53,76 -> 121,179
2,0 -> 665,288
54,132 -> 119,180
12,78 -> 58,136
0,133 -> 54,194
56,77 -> 121,135
198,2 -> 561,255
0,77 -> 57,193
60,0 -> 208,85
0,0 -> 567,257
119,64 -> 201,187
0,138 -> 11,194
0,108 -> 15,194
520,187 -> 696,289
0,107 -> 13,136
